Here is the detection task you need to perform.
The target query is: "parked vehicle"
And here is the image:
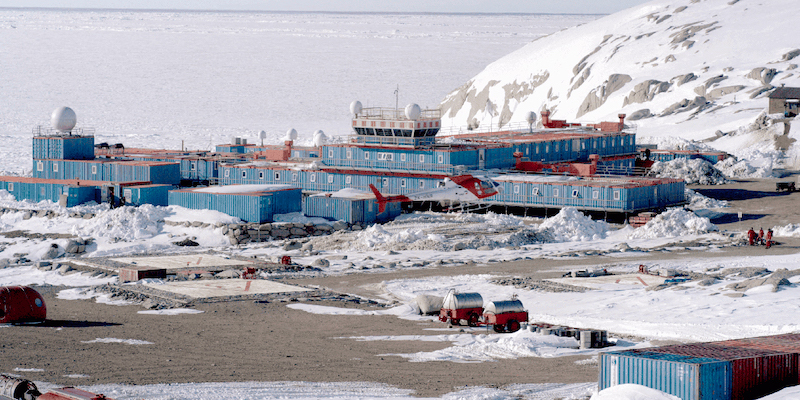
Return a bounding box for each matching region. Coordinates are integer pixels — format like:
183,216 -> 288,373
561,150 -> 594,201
0,286 -> 46,324
483,298 -> 528,333
438,290 -> 527,333
439,290 -> 483,327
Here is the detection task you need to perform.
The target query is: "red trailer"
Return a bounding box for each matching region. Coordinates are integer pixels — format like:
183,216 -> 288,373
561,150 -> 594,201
483,299 -> 527,333
439,290 -> 528,333
0,286 -> 46,324
439,290 -> 483,327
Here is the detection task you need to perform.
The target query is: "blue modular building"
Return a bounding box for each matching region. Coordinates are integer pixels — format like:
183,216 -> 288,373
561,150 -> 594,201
167,185 -> 302,223
0,105 -> 684,222
303,190 -> 403,224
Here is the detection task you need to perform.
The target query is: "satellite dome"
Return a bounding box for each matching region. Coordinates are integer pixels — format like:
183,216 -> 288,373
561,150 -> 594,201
404,103 -> 421,120
350,100 -> 363,116
312,130 -> 327,147
285,128 -> 298,141
51,106 -> 77,132
526,111 -> 537,125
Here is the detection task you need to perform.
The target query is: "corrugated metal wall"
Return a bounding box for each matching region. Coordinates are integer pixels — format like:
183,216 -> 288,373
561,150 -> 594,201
599,350 -> 731,400
168,188 -> 301,223
492,178 -> 683,212
0,179 -> 97,207
32,159 -> 180,185
33,136 -> 95,160
643,344 -> 799,400
122,185 -> 171,206
218,165 -> 444,196
303,195 -> 402,223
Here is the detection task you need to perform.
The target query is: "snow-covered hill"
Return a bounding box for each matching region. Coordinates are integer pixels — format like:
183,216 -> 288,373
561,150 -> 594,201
440,0 -> 800,168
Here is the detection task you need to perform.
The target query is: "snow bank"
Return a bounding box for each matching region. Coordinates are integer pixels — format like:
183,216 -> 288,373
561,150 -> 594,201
354,224 -> 443,250
72,205 -> 168,241
685,189 -> 728,210
773,224 -> 800,238
648,158 -> 726,185
628,208 -> 717,239
539,207 -> 610,242
715,155 -> 775,179
591,384 -> 680,400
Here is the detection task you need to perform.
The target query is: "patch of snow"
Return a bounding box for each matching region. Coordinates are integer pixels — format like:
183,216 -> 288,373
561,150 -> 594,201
138,308 -> 205,315
81,338 -> 154,345
591,384 -> 680,400
773,224 -> 800,238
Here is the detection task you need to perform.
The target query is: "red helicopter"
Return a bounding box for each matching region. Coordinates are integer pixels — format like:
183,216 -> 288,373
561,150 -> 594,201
369,174 -> 502,213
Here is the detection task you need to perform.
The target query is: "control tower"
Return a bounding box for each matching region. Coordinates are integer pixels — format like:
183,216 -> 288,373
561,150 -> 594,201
350,101 -> 441,147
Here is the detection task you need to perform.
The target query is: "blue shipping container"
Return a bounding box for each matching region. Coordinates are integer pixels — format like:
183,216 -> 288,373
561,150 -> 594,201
303,193 -> 402,224
599,350 -> 732,400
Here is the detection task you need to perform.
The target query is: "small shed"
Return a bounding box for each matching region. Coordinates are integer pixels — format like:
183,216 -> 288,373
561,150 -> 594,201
768,86 -> 800,117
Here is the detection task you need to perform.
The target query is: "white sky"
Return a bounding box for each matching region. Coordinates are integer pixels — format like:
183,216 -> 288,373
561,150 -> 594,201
0,0 -> 653,14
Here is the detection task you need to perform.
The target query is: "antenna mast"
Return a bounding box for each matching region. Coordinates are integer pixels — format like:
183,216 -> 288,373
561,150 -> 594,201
394,84 -> 399,116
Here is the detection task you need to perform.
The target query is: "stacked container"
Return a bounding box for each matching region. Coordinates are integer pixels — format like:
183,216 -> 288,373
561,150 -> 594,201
600,340 -> 799,400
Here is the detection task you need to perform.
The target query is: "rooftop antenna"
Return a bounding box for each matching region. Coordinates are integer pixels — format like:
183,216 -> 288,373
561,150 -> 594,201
526,111 -> 537,133
394,85 -> 399,117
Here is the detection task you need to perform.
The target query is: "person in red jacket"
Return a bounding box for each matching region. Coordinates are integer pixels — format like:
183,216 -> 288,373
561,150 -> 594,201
766,229 -> 774,249
758,228 -> 764,245
747,228 -> 756,246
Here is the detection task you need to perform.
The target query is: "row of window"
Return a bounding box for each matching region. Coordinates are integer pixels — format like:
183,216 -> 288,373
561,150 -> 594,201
353,127 -> 439,137
5,182 -> 67,197
328,148 -> 446,164
36,161 -> 100,175
510,184 -> 621,200
221,169 -> 430,189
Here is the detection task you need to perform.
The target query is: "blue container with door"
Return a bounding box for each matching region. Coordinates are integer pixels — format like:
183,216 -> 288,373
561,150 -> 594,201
122,184 -> 171,206
303,192 -> 402,223
599,350 -> 732,400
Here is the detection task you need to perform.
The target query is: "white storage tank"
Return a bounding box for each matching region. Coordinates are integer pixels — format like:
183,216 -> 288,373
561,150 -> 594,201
483,299 -> 525,315
442,291 -> 483,310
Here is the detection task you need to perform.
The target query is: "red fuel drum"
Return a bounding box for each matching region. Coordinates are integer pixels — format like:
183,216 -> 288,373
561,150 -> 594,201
0,286 -> 47,324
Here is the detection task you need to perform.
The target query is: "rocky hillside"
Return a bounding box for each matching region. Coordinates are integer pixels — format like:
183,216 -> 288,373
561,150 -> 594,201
440,0 -> 800,166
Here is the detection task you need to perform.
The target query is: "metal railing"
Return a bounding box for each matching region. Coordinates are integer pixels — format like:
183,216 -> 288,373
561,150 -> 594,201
31,125 -> 95,137
357,107 -> 441,120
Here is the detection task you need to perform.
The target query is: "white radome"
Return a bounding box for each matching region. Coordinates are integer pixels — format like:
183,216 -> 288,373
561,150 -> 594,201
51,106 -> 77,132
350,100 -> 363,116
313,130 -> 327,146
285,128 -> 298,141
404,103 -> 421,120
526,111 -> 537,125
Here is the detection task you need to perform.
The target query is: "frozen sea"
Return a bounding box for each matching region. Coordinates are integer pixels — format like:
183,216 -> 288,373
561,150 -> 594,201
0,9 -> 600,175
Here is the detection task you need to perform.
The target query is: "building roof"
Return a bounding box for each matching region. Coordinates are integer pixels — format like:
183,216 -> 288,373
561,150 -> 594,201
768,87 -> 800,99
